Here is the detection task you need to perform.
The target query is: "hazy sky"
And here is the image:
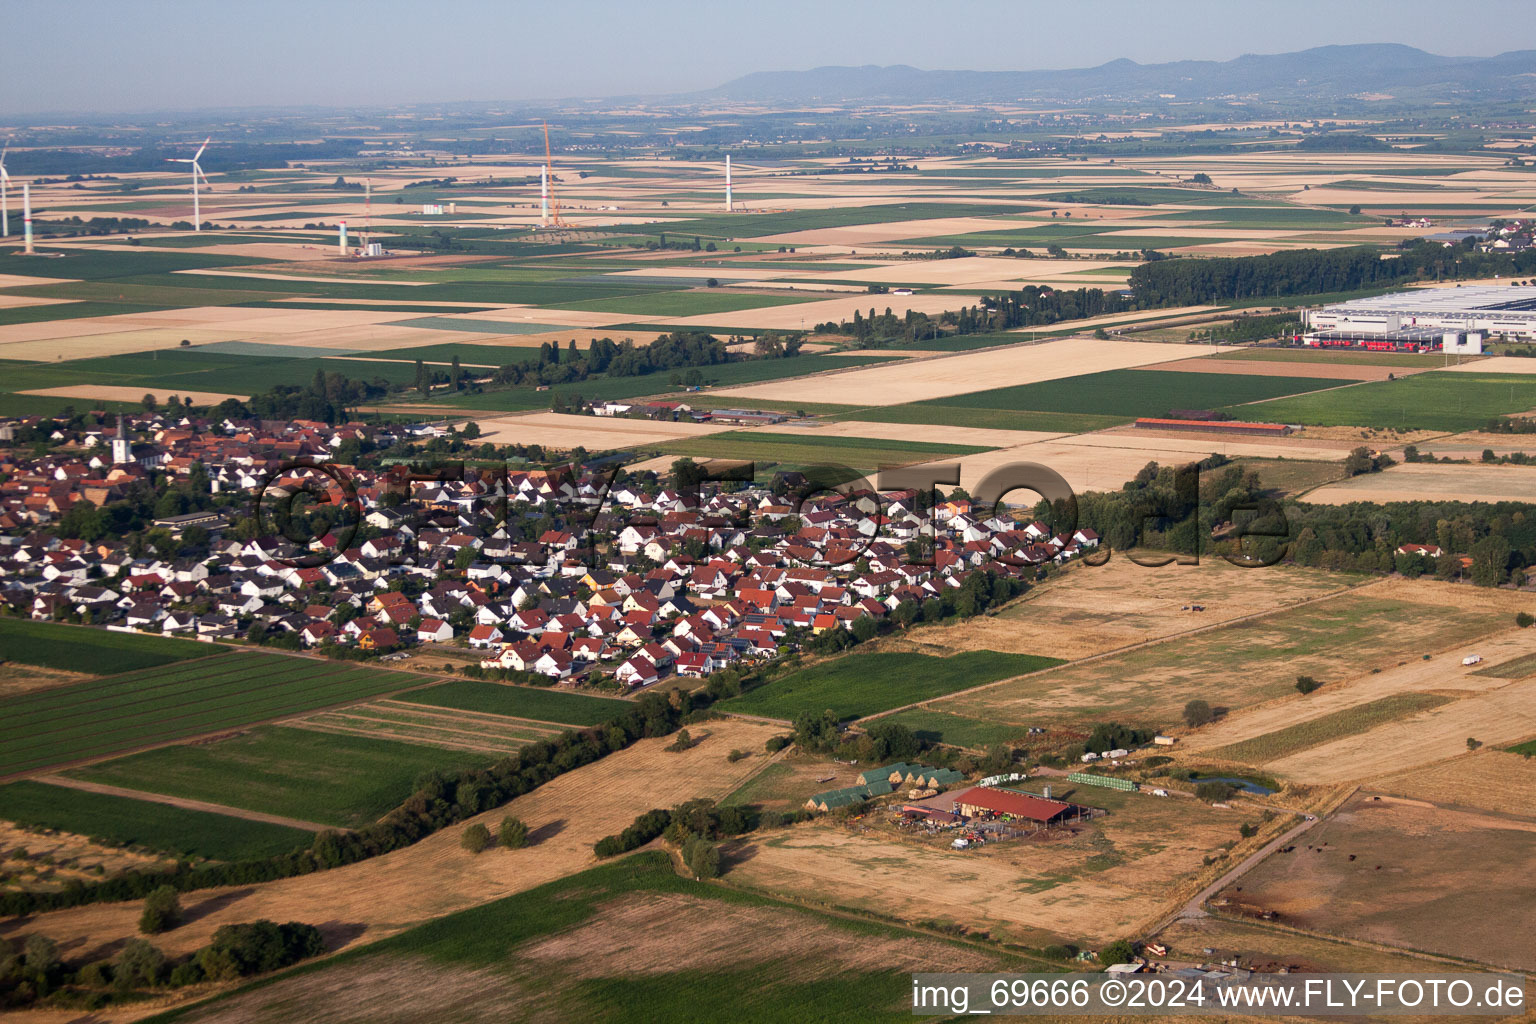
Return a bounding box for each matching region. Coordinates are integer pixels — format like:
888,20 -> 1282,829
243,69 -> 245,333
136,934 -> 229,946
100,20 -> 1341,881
6,0 -> 1536,115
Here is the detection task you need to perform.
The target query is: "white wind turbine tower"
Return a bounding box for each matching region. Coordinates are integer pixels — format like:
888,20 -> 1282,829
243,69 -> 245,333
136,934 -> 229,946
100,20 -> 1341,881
167,137 -> 212,231
0,141 -> 11,237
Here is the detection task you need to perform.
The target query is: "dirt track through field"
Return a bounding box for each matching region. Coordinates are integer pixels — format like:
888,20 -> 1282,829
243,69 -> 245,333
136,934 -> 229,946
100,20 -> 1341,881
31,776 -> 339,833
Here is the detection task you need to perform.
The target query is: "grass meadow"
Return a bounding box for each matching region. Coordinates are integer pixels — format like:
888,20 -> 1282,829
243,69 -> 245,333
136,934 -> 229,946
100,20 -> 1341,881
66,726 -> 494,829
0,780 -> 312,861
0,653 -> 430,775
723,649 -> 1062,721
401,681 -> 633,727
1230,372 -> 1536,432
0,620 -> 219,673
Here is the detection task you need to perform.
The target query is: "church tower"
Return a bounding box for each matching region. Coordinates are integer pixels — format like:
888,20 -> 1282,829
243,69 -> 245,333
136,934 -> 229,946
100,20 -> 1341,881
111,414 -> 132,465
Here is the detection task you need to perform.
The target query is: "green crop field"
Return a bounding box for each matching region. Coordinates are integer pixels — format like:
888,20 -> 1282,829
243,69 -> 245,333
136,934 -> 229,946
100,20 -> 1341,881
0,347 -> 428,399
1230,372 -> 1536,432
408,353 -> 895,413
0,248 -> 274,282
0,299 -> 181,328
66,726 -> 493,829
836,403 -> 1128,433
143,852 -> 1026,1023
1209,693 -> 1456,764
650,430 -> 994,472
350,341 -> 543,365
920,368 -> 1341,417
0,620 -> 219,674
0,653 -> 431,776
723,649 -> 1061,721
547,291 -> 816,317
618,201 -> 1030,240
401,680 -> 632,726
875,708 -> 1039,749
0,780 -> 311,861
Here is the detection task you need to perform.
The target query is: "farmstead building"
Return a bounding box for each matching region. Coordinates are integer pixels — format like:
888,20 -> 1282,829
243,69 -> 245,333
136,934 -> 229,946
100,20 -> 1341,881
950,787 -> 1075,825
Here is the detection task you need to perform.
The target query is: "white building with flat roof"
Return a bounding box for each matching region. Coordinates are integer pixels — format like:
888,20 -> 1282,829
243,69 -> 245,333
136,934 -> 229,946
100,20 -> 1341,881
1306,285 -> 1536,342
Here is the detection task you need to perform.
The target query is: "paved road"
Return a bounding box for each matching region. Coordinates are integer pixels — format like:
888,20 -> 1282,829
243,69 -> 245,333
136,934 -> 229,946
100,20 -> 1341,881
34,775 -> 343,833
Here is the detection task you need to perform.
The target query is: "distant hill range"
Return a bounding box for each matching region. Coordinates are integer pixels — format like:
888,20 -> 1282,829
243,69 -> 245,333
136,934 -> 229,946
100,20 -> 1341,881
697,45 -> 1536,105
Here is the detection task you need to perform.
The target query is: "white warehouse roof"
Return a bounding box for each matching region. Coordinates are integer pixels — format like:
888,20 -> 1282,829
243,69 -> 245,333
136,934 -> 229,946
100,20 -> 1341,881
1307,285 -> 1536,339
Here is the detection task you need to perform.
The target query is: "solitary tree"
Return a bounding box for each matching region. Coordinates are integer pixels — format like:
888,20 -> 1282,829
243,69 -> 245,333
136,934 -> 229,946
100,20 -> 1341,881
461,822 -> 492,853
138,885 -> 182,935
1183,699 -> 1214,727
684,837 -> 721,879
1098,939 -> 1137,965
499,816 -> 529,849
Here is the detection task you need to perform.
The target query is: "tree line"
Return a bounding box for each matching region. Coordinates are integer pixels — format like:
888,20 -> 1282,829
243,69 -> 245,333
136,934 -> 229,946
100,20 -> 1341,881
1128,240 -> 1536,306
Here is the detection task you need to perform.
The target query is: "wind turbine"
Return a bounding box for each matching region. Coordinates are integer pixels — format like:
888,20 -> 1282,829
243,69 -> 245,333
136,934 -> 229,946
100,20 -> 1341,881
168,137 -> 211,231
1,141 -> 10,237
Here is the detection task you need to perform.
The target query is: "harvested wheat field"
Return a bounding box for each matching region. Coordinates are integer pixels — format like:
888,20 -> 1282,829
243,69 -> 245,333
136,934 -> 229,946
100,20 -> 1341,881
158,867 -> 1016,1024
20,384 -> 249,405
923,559 -> 1367,661
471,412 -> 730,449
0,662 -> 94,699
1374,748 -> 1536,818
1141,357 -> 1420,382
1264,678 -> 1536,783
915,427 -> 1351,493
0,273 -> 82,289
1228,793 -> 1536,971
731,800 -> 1239,947
0,294 -> 76,311
0,719 -> 786,962
1185,624 -> 1536,756
660,291 -> 982,333
1074,427 -> 1363,459
1442,355 -> 1536,375
0,821 -> 170,894
768,419 -> 1066,449
1303,461 -> 1536,504
517,890 -> 1004,979
931,580 -> 1517,731
435,306 -> 666,329
710,336 -> 1216,405
1407,429 -> 1536,458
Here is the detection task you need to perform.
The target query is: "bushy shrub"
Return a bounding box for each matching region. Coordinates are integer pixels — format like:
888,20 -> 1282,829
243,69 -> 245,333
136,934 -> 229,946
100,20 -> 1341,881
460,823 -> 492,854
498,817 -> 528,849
138,885 -> 181,935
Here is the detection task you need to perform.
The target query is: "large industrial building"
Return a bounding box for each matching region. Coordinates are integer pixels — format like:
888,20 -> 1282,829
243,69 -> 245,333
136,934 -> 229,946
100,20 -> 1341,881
1303,285 -> 1536,352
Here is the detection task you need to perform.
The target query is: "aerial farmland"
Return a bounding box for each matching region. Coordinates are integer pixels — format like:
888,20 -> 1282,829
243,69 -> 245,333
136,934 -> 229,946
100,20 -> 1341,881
4,4 -> 1536,1021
